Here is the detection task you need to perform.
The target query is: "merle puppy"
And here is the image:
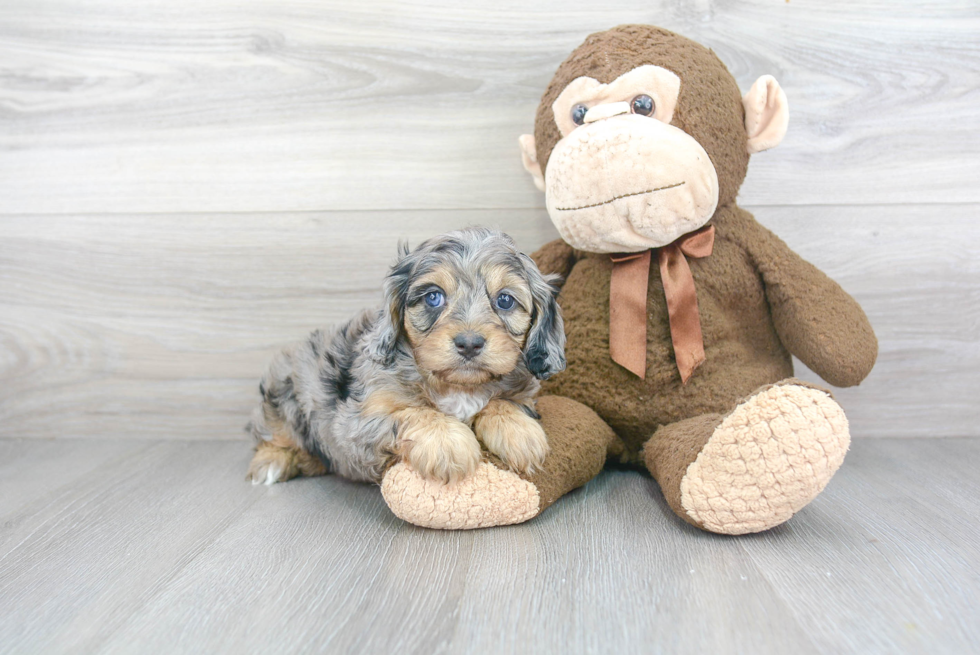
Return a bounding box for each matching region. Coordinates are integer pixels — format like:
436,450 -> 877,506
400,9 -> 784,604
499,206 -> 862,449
246,228 -> 566,486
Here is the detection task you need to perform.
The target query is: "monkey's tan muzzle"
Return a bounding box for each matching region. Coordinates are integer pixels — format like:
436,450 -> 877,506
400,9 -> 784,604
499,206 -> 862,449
545,114 -> 719,254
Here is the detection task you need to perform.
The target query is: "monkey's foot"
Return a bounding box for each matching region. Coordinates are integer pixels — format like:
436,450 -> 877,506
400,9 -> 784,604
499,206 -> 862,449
381,461 -> 541,529
649,381 -> 850,535
380,395 -> 616,530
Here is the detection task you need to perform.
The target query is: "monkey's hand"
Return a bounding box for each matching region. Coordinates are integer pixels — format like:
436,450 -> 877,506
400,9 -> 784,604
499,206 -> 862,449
735,209 -> 878,387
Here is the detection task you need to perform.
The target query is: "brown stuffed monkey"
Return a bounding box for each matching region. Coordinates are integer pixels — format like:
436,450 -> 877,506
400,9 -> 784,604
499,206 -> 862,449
381,25 -> 877,534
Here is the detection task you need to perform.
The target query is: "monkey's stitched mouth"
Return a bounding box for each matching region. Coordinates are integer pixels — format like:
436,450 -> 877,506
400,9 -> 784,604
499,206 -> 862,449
555,182 -> 685,212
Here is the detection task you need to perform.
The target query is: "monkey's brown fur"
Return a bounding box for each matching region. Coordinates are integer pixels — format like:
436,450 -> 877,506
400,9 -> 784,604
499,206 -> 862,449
534,25 -> 750,209
527,26 -> 877,533
534,203 -> 877,458
381,25 -> 877,534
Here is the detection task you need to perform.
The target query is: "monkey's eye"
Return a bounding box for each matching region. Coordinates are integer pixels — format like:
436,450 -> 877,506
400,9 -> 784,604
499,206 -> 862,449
631,94 -> 655,117
424,291 -> 445,308
495,293 -> 515,311
570,104 -> 589,126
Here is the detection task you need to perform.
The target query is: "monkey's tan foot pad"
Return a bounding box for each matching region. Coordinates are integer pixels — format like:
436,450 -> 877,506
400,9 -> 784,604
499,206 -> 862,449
681,384 -> 850,535
380,461 -> 540,530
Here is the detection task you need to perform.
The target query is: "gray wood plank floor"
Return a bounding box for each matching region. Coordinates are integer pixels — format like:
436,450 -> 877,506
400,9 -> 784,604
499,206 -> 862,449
0,437 -> 977,655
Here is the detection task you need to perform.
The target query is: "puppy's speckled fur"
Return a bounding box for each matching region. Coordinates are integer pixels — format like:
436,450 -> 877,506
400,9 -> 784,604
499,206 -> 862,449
246,228 -> 565,485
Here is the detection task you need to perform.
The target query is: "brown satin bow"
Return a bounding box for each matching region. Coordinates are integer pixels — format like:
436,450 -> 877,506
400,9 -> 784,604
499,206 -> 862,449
609,225 -> 715,383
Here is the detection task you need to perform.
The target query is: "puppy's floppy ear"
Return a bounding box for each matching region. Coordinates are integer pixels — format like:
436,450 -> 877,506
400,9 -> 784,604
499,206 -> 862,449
521,254 -> 566,380
367,242 -> 413,366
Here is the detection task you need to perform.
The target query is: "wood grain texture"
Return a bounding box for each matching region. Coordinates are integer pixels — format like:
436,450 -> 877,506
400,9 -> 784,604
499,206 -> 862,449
0,210 -> 560,441
0,437 -> 976,654
0,4 -> 975,652
0,1 -> 978,213
0,438 -> 147,517
743,438 -> 980,654
1,204 -> 976,440
0,440 -> 264,653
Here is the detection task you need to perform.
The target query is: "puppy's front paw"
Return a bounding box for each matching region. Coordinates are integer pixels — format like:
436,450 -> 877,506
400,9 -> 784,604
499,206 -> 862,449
398,412 -> 481,484
474,401 -> 550,475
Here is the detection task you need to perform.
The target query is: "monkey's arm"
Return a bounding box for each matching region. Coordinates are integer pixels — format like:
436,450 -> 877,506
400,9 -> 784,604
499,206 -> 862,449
530,239 -> 578,288
736,212 -> 877,388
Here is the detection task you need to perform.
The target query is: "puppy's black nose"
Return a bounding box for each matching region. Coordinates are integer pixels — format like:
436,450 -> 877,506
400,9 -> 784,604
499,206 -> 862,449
454,332 -> 486,359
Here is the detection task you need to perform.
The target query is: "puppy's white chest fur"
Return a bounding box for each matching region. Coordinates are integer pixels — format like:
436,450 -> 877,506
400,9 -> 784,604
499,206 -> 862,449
432,390 -> 491,423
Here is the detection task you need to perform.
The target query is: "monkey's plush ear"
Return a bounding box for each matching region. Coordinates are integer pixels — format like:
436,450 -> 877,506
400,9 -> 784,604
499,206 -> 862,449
522,260 -> 566,380
743,75 -> 789,154
518,134 -> 546,192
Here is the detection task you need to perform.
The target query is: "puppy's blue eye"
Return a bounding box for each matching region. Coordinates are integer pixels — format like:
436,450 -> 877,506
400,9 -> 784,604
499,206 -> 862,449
571,103 -> 588,126
495,293 -> 515,311
424,291 -> 445,308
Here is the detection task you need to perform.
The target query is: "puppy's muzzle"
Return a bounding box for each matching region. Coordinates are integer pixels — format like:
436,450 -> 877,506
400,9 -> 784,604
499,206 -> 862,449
453,332 -> 486,360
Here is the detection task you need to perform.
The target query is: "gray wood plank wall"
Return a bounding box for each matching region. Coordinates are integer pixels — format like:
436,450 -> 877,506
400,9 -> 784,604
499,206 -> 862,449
2,0 -> 978,439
